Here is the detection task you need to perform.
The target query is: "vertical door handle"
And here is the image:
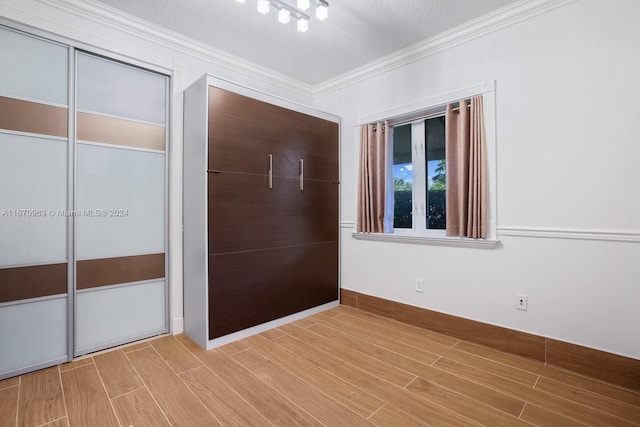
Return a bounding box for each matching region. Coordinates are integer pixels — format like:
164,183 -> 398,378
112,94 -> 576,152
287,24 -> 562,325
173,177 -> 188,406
268,154 -> 273,189
299,159 -> 304,191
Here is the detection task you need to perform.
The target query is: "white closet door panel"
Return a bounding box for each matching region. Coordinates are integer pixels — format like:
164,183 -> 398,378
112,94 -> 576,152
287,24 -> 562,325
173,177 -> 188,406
0,27 -> 67,105
76,144 -> 165,259
75,280 -> 166,354
77,54 -> 166,124
0,134 -> 67,267
0,298 -> 67,375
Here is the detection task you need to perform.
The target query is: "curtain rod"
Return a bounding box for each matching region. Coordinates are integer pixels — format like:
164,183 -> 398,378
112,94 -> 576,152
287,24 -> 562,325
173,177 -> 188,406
380,104 -> 470,128
370,99 -> 473,129
388,110 -> 445,127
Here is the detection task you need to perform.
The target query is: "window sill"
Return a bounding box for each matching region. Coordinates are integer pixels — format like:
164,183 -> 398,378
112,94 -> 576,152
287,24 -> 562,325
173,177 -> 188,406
351,232 -> 500,249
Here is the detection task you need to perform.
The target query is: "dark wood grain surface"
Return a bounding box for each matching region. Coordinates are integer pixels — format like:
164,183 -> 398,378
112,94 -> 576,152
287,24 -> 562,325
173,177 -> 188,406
0,263 -> 67,303
208,87 -> 338,181
205,84 -> 339,340
207,173 -> 338,254
208,242 -> 338,339
76,253 -> 165,290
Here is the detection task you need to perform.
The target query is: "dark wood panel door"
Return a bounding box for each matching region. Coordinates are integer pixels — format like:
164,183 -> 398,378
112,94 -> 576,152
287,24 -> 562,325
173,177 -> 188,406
208,242 -> 338,339
208,86 -> 338,181
208,172 -> 338,254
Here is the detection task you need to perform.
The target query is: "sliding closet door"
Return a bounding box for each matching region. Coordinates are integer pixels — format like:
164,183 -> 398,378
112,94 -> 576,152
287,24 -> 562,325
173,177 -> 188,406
74,53 -> 168,355
0,27 -> 70,378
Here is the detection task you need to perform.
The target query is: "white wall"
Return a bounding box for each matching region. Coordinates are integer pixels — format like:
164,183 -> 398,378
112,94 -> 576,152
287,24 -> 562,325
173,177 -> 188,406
314,0 -> 640,359
0,0 -> 314,336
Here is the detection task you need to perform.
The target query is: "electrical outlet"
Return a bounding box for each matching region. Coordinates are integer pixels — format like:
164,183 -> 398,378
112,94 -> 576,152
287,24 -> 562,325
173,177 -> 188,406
415,278 -> 424,293
516,294 -> 528,311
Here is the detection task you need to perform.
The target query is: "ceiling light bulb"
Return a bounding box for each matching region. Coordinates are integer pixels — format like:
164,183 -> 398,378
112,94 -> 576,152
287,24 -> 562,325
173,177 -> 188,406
297,0 -> 310,11
257,0 -> 270,14
234,0 -> 246,3
316,4 -> 328,20
278,8 -> 290,24
297,18 -> 309,32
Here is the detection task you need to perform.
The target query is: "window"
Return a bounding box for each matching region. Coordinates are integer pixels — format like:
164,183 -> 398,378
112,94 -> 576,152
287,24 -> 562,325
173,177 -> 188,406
392,124 -> 412,229
355,82 -> 497,246
390,114 -> 447,234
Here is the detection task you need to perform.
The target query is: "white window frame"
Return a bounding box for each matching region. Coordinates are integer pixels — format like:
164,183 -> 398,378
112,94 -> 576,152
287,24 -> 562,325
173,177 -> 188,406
389,118 -> 447,238
354,81 -> 499,249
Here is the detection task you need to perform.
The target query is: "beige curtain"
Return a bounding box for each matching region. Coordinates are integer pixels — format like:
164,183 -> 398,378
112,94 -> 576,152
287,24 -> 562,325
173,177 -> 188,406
357,122 -> 388,233
445,96 -> 487,238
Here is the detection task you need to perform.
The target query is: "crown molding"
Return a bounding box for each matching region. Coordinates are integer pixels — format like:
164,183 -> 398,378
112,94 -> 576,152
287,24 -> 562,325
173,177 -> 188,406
10,0 -> 578,101
312,0 -> 578,98
35,0 -> 315,99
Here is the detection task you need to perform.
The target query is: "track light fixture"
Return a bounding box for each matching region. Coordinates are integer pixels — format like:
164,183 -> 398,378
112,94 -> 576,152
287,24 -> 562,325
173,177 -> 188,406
257,0 -> 270,14
233,0 -> 329,32
315,2 -> 327,20
297,17 -> 309,33
278,8 -> 291,24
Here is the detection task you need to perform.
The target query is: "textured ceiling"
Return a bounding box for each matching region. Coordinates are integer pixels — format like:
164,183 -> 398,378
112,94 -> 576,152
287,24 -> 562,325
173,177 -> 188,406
94,0 -> 519,85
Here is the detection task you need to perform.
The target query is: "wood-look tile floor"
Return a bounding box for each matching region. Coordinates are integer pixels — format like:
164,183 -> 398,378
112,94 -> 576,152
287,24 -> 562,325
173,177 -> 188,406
2,305 -> 640,426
